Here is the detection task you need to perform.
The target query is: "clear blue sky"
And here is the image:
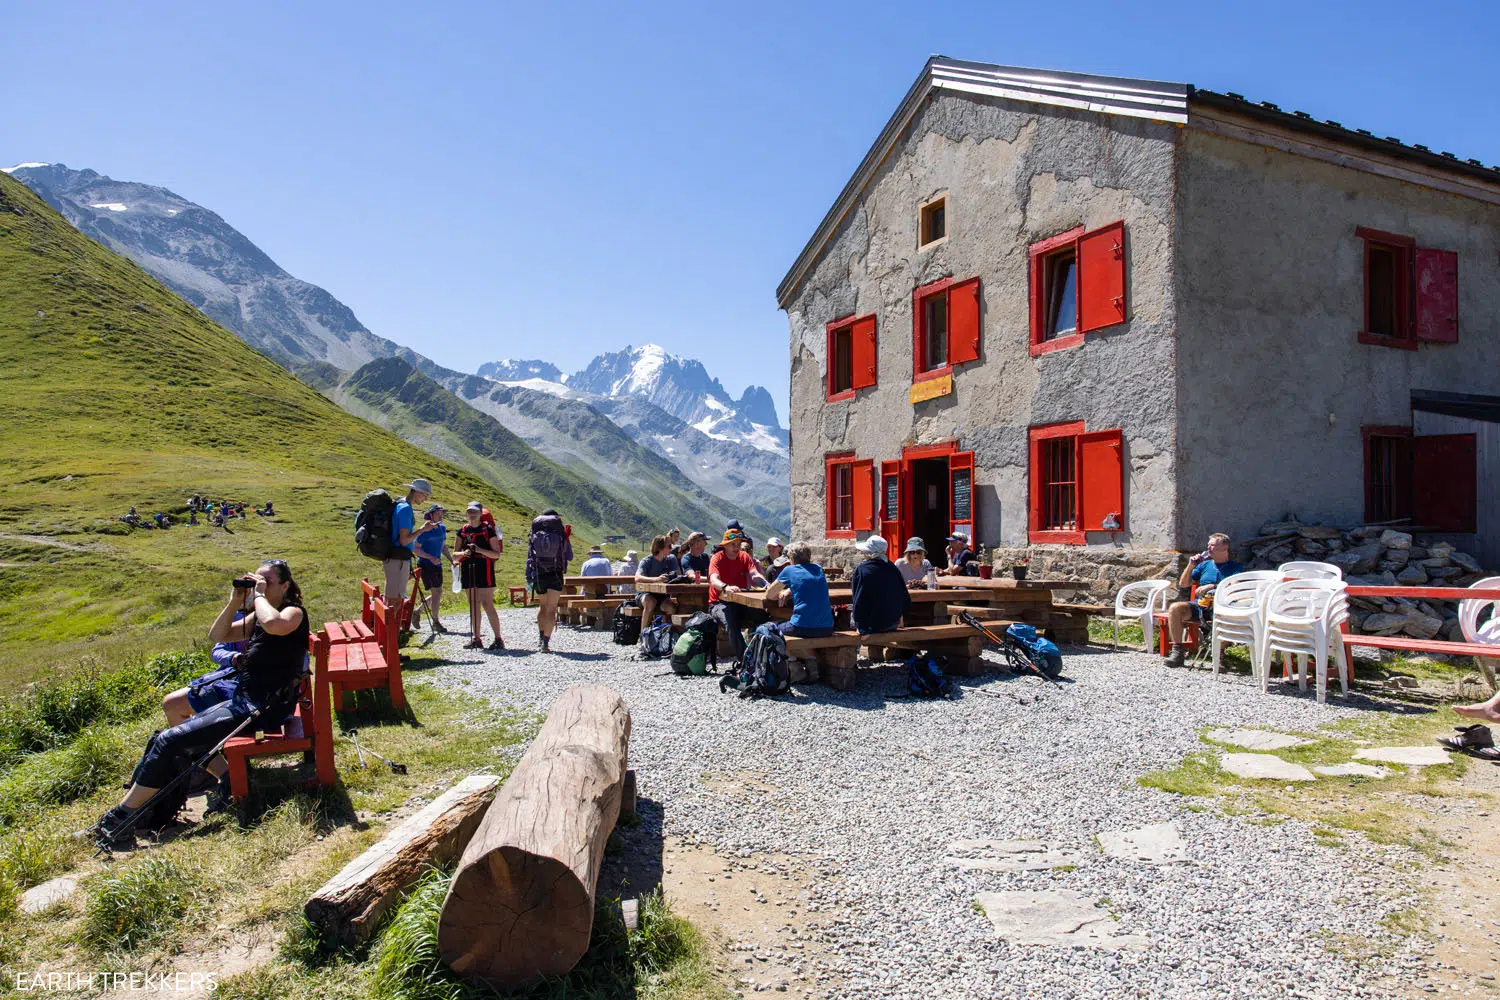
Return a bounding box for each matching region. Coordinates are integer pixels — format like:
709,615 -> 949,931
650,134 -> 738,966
4,0 -> 1497,421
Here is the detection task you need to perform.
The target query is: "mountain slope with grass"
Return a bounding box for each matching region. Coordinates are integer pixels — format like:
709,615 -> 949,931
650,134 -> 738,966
0,171 -> 547,684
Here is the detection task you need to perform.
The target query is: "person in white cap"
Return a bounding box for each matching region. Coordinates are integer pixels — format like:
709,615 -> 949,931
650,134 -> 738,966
850,535 -> 909,635
387,478 -> 436,602
759,537 -> 787,582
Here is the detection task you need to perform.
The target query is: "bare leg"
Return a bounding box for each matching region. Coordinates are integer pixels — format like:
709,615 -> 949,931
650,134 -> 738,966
426,587 -> 441,628
162,689 -> 193,726
1454,690 -> 1500,722
479,590 -> 502,643
1166,602 -> 1193,645
538,591 -> 561,640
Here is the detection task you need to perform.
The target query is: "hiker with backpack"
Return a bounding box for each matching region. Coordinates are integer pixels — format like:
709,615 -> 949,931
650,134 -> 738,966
387,478 -> 437,603
708,527 -> 770,663
762,541 -> 835,638
455,501 -> 505,650
526,509 -> 572,653
415,504 -> 454,635
851,535 -> 909,635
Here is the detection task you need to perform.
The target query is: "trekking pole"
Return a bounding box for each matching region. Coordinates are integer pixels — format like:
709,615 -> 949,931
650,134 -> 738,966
341,729 -> 408,774
957,611 -> 1062,687
94,703 -> 268,856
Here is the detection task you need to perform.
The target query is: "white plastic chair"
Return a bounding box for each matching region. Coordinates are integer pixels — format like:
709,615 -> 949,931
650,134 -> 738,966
1277,561 -> 1344,581
1112,580 -> 1173,651
1459,576 -> 1500,690
1208,571 -> 1283,680
1257,579 -> 1349,703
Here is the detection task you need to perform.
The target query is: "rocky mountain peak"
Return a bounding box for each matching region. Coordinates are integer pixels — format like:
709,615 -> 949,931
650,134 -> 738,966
477,358 -> 563,383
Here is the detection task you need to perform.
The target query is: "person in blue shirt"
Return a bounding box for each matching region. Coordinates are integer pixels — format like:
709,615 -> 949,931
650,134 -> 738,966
387,478 -> 436,604
1164,532 -> 1243,668
414,504 -> 453,633
580,545 -> 614,577
764,542 -> 835,638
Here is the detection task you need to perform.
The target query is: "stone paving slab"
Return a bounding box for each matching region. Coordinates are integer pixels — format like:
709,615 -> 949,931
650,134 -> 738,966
20,875 -> 78,914
1097,822 -> 1188,864
1220,752 -> 1317,782
973,890 -> 1149,951
1354,746 -> 1452,767
1313,762 -> 1391,779
943,839 -> 1082,872
1204,728 -> 1310,751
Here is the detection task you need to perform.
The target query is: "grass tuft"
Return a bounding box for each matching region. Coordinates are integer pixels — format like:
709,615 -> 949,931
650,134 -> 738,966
83,855 -> 198,951
0,826 -> 75,888
0,727 -> 133,826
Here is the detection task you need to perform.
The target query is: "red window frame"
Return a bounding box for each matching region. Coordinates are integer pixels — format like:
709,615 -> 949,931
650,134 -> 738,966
825,452 -> 856,538
1028,221 -> 1128,357
1027,422 -> 1126,545
912,276 -> 954,382
1356,227 -> 1416,350
825,313 -> 878,402
1362,425 -> 1413,523
911,275 -> 982,383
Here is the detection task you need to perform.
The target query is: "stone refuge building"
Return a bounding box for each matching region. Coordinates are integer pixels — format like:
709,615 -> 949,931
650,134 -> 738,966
776,58 -> 1499,589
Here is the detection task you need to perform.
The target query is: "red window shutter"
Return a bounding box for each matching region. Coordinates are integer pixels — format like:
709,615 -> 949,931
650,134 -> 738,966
947,278 -> 981,365
851,459 -> 875,531
1027,431 -> 1044,535
1414,248 -> 1458,343
879,460 -> 901,553
1078,429 -> 1125,531
850,316 -> 878,389
1077,221 -> 1126,333
1413,434 -> 1476,532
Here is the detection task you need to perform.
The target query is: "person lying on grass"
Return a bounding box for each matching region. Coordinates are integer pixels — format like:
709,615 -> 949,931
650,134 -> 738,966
94,561 -> 309,848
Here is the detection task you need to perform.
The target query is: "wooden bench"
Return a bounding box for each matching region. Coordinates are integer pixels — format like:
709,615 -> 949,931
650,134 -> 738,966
784,621 -> 1012,691
559,595 -> 632,628
319,581 -> 406,711
223,630 -> 336,800
1340,585 -> 1500,681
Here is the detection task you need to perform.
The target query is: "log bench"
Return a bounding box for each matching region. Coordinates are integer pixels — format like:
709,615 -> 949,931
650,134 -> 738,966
784,621 -> 1012,691
223,631 -> 336,800
558,596 -> 632,628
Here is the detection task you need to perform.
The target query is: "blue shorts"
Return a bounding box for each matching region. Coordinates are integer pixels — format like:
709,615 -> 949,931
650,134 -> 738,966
187,677 -> 239,713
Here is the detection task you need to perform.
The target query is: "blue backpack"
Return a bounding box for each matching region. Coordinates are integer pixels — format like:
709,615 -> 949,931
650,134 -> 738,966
1005,623 -> 1064,678
905,652 -> 955,699
719,625 -> 790,698
640,616 -> 674,659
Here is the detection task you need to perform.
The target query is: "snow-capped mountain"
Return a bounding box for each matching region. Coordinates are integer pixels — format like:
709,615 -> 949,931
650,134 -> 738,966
479,344 -> 788,456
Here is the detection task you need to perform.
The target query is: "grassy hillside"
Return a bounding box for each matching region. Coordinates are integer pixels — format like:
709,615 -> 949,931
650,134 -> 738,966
0,172 -> 556,683
333,358 -> 660,540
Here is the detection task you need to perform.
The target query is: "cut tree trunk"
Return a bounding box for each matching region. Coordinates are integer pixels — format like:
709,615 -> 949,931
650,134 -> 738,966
437,685 -> 631,988
304,773 -> 499,945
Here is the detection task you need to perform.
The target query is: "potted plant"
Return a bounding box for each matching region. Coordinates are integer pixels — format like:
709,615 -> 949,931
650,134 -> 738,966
1012,555 -> 1030,581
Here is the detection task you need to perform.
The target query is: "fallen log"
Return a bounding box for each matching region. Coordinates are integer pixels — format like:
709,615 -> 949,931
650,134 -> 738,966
438,684 -> 631,988
304,773 -> 500,945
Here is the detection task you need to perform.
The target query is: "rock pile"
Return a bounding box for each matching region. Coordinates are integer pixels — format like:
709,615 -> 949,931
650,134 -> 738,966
1241,518 -> 1490,642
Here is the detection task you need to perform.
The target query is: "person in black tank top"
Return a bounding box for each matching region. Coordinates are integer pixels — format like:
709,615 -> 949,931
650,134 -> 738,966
95,560 -> 310,847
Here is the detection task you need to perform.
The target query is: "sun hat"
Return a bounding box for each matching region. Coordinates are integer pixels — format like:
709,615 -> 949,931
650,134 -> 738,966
903,537 -> 926,555
625,550 -> 638,560
404,478 -> 434,495
766,537 -> 784,548
588,544 -> 603,555
466,500 -> 483,512
856,535 -> 889,556
722,528 -> 748,545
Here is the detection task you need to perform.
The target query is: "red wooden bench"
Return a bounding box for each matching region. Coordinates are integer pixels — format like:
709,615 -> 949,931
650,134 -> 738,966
320,580 -> 407,711
223,630 -> 336,800
1341,585 -> 1500,677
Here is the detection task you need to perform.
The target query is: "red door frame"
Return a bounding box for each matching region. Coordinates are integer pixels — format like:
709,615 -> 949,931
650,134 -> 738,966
900,440 -> 964,553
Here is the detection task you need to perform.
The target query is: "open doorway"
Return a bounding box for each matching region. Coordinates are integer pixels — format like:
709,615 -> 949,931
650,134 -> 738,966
910,456 -> 950,569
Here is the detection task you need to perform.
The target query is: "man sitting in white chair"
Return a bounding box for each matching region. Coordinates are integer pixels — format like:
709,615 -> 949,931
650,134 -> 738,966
1164,532 -> 1243,669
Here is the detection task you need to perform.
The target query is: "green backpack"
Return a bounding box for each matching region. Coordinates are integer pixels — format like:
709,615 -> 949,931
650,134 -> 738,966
670,613 -> 719,676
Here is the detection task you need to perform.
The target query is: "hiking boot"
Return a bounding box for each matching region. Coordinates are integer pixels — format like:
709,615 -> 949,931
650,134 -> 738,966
432,621 -> 449,635
186,767 -> 220,796
1163,644 -> 1187,669
94,805 -> 136,851
488,637 -> 505,651
203,774 -> 234,817
539,633 -> 551,653
462,638 -> 483,650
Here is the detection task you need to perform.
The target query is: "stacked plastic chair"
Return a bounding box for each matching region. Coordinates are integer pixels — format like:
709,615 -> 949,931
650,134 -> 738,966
1459,576 -> 1500,688
1207,570 -> 1283,679
1257,578 -> 1349,703
1277,561 -> 1344,581
1112,579 -> 1173,651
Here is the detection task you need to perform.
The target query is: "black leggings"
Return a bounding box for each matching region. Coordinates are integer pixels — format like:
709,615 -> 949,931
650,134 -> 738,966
711,602 -> 769,661
129,696 -> 287,789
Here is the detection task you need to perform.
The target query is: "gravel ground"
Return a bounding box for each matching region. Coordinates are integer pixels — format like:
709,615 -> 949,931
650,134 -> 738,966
424,609 -> 1424,1000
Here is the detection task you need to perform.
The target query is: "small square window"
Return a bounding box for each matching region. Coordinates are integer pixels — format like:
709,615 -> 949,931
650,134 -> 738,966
1041,247 -> 1078,341
919,197 -> 946,247
830,325 -> 853,396
922,294 -> 948,372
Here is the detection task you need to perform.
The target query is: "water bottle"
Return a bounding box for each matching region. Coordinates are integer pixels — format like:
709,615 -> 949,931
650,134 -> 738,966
925,565 -> 938,590
452,559 -> 462,594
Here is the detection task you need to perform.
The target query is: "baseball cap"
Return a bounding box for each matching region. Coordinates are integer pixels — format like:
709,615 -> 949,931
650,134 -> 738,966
856,535 -> 889,556
404,478 -> 433,495
946,531 -> 970,544
766,537 -> 783,548
466,501 -> 483,512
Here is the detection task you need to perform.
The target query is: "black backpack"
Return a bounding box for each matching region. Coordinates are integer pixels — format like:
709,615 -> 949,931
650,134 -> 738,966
611,603 -> 641,645
355,490 -> 395,561
905,652 -> 955,699
719,624 -> 790,698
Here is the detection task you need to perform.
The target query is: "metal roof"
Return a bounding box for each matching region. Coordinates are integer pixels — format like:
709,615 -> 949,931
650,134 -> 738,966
777,57 -> 1500,308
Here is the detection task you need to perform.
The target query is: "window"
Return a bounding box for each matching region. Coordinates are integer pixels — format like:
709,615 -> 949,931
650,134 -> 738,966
825,314 -> 877,401
1027,221 -> 1127,356
911,276 -> 981,382
1357,227 -> 1459,348
1364,426 -> 1476,531
825,453 -> 874,539
1027,423 -> 1125,544
1363,426 -> 1412,522
919,196 -> 946,247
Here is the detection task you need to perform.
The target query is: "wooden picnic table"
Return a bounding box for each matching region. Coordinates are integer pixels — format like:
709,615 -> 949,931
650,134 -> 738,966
932,577 -> 1077,590
562,574 -> 635,595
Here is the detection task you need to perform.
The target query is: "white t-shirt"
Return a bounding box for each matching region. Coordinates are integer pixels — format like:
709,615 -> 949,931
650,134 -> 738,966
896,558 -> 933,585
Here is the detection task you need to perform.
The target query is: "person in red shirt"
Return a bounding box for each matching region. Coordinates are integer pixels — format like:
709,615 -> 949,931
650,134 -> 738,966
708,527 -> 769,662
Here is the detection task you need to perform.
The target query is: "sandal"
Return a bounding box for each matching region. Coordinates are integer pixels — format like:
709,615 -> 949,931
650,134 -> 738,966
1472,746 -> 1500,762
1437,724 -> 1495,753
463,638 -> 483,650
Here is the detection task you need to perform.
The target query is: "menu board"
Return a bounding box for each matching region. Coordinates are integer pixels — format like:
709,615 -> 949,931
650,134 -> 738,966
884,476 -> 899,521
951,468 -> 972,522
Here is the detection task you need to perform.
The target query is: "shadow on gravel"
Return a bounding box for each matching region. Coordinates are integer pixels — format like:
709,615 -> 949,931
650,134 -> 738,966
598,795 -> 666,901
551,651 -> 613,662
